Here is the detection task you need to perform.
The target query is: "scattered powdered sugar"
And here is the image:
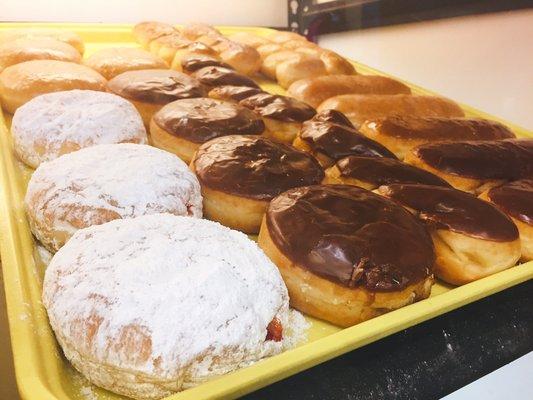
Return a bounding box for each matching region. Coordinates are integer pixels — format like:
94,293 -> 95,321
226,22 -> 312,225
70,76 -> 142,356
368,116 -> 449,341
43,214 -> 307,391
11,90 -> 147,168
25,143 -> 202,251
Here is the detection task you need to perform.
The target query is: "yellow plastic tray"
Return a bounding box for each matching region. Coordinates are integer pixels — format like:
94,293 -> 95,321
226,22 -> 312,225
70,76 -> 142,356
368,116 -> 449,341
0,23 -> 532,400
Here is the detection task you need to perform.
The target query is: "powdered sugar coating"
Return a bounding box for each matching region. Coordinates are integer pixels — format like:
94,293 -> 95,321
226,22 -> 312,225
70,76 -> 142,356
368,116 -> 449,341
43,214 -> 306,398
12,90 -> 147,168
25,143 -> 202,252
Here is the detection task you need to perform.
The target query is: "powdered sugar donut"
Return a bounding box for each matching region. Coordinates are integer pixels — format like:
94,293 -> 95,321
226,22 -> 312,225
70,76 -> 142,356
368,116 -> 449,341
12,90 -> 148,168
25,144 -> 202,252
43,214 -> 307,399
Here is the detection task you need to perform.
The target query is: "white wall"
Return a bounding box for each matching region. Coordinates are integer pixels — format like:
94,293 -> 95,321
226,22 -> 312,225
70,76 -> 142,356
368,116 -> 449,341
319,10 -> 533,129
0,0 -> 288,27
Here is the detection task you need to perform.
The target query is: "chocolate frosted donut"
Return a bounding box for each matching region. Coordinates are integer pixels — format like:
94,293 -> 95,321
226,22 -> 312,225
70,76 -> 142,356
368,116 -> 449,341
324,156 -> 451,189
481,179 -> 533,261
191,65 -> 260,88
181,54 -> 232,73
378,184 -> 521,285
208,85 -> 264,103
107,69 -> 206,125
240,93 -> 316,143
360,116 -> 515,160
192,135 -> 324,233
293,110 -> 397,167
406,139 -> 533,193
151,98 -> 265,163
258,184 -> 435,326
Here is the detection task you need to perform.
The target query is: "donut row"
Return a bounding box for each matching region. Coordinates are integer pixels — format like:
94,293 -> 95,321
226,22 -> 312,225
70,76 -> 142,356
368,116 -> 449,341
0,24 -> 531,400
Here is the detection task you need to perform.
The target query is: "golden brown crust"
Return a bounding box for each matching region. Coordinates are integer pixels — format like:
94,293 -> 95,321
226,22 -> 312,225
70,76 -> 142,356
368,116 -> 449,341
194,181 -> 268,234
84,47 -> 167,80
258,219 -> 433,327
287,75 -> 411,108
429,229 -> 521,285
292,135 -> 335,167
276,57 -> 328,89
132,21 -> 178,49
0,38 -> 81,72
317,94 -> 465,127
479,190 -> 533,262
0,60 -> 107,113
150,118 -> 199,163
0,28 -> 85,54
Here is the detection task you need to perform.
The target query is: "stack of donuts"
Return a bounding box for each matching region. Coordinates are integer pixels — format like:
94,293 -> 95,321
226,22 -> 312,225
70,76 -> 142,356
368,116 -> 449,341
0,22 -> 531,400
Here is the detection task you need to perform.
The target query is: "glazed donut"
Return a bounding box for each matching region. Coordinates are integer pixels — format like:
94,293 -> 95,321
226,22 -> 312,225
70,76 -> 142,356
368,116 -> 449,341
12,90 -> 147,168
377,184 -> 521,285
0,38 -> 81,72
180,23 -> 221,40
275,56 -> 328,89
190,65 -> 260,88
405,139 -> 533,194
132,21 -> 178,49
257,43 -> 283,60
317,94 -> 465,127
360,116 -> 515,160
150,98 -> 265,162
0,27 -> 85,54
265,30 -> 308,44
287,75 -> 411,108
43,213 -> 306,399
324,156 -> 450,189
84,47 -> 167,80
292,110 -> 396,167
258,184 -> 435,327
229,32 -> 272,48
0,60 -> 106,113
147,34 -> 191,64
208,85 -> 264,103
191,135 -> 324,233
261,50 -> 305,79
480,179 -> 533,261
25,143 -> 202,252
107,69 -> 206,126
239,93 -> 316,143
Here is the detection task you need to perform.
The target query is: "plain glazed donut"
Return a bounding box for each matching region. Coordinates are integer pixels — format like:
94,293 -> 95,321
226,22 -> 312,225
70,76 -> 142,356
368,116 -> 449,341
0,38 -> 81,72
377,184 -> 521,285
150,98 -> 265,163
191,135 -> 324,233
0,27 -> 85,54
84,47 -> 167,80
12,90 -> 147,168
43,213 -> 307,399
258,184 -> 435,327
0,60 -> 107,113
25,143 -> 202,252
480,179 -> 533,261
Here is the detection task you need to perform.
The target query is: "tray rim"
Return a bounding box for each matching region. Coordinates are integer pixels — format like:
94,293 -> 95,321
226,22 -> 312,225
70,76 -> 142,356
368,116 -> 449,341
0,22 -> 532,400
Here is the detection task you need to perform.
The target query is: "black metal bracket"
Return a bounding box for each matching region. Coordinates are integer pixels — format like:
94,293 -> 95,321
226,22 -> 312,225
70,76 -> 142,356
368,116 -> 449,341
288,0 -> 533,42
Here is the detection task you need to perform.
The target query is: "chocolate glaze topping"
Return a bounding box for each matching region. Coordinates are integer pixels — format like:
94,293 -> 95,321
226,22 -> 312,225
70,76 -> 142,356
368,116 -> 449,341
301,110 -> 397,160
380,184 -> 519,241
415,139 -> 533,180
194,135 -> 324,199
240,93 -> 316,122
107,69 -> 206,104
191,66 -> 260,88
337,156 -> 450,187
181,54 -> 232,73
373,116 -> 515,140
153,98 -> 265,143
208,85 -> 264,102
488,179 -> 533,225
266,185 -> 435,291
